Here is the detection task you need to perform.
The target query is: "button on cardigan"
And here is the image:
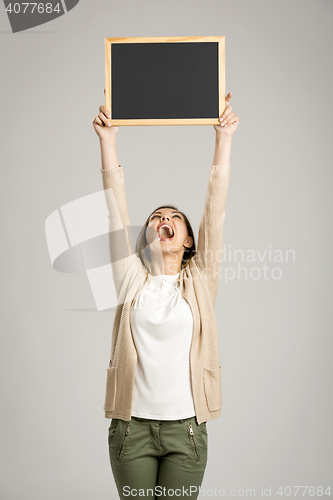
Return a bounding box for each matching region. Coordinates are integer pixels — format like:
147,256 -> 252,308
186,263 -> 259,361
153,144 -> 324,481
100,163 -> 231,425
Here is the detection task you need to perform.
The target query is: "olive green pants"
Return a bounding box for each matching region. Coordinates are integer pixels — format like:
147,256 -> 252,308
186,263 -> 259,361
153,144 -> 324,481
108,415 -> 208,499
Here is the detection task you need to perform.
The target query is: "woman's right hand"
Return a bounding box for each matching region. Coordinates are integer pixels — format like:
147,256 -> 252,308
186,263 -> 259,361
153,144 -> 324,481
92,90 -> 119,140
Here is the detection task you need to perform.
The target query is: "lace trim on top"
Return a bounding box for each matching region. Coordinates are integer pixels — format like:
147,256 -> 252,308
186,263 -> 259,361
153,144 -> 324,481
145,272 -> 181,298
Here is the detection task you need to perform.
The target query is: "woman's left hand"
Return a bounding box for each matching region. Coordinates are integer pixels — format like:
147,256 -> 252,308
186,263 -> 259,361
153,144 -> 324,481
213,92 -> 239,137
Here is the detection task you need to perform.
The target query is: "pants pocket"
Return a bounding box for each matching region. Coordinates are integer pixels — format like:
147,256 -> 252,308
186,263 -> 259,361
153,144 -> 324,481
116,421 -> 131,460
199,421 -> 208,449
108,418 -> 119,445
188,422 -> 200,462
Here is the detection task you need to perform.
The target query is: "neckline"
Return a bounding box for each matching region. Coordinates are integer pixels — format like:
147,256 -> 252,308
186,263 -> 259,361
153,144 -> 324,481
149,272 -> 180,279
146,272 -> 181,298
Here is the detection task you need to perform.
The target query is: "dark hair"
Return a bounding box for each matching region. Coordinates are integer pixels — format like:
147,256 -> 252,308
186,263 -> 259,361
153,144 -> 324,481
134,204 -> 196,274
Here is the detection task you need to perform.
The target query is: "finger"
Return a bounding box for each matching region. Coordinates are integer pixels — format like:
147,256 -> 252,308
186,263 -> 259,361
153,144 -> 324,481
221,111 -> 235,126
230,114 -> 239,126
93,116 -> 103,126
225,92 -> 232,99
219,106 -> 233,123
99,105 -> 111,118
98,111 -> 111,126
221,114 -> 239,128
223,111 -> 236,123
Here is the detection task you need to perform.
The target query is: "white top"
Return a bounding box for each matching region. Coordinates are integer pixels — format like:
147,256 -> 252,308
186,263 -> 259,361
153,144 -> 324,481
130,272 -> 196,420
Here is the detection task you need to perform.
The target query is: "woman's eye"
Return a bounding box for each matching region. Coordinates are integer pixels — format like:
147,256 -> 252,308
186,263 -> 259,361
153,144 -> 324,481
150,214 -> 181,221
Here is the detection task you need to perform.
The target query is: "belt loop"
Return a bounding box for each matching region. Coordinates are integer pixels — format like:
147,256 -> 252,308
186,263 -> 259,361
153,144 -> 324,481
179,419 -> 183,423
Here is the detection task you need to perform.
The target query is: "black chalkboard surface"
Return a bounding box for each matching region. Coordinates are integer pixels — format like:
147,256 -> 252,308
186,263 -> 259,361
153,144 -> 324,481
105,36 -> 225,126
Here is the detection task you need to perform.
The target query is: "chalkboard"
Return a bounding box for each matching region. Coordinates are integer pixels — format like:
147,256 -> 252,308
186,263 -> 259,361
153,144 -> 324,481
105,36 -> 225,126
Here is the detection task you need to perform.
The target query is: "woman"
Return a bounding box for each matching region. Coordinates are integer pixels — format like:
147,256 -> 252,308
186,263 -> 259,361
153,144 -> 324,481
92,92 -> 239,500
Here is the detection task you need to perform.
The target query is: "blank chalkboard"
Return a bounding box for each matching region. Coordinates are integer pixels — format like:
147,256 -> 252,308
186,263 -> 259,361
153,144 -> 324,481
105,36 -> 225,126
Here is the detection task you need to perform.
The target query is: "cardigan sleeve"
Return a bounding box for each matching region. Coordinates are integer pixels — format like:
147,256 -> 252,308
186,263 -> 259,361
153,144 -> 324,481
193,164 -> 231,304
100,165 -> 141,300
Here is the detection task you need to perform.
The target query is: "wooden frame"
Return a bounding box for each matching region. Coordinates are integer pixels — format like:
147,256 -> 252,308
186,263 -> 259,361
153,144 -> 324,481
105,36 -> 225,126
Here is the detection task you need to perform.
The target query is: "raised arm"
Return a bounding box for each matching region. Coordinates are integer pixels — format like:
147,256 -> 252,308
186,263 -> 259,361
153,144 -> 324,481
93,102 -> 143,301
194,93 -> 239,304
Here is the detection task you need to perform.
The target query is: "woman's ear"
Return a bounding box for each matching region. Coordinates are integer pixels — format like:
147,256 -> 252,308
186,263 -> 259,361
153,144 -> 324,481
184,236 -> 193,249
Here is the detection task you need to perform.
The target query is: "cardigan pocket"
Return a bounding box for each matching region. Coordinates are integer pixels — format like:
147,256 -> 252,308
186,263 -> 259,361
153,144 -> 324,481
203,366 -> 222,412
103,366 -> 117,412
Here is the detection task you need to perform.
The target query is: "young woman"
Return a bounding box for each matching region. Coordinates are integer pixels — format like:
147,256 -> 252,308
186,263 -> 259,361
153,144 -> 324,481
92,92 -> 239,500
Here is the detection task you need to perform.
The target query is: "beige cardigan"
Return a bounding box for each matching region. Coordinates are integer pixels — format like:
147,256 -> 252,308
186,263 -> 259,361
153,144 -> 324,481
100,163 -> 231,425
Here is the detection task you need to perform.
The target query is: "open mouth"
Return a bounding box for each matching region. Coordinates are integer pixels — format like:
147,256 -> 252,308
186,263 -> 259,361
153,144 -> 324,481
157,224 -> 175,241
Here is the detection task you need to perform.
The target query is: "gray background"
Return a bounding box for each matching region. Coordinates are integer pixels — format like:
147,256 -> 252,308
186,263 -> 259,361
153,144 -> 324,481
1,0 -> 332,498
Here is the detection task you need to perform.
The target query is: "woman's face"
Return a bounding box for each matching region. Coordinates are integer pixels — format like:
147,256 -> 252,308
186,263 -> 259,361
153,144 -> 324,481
146,208 -> 193,254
